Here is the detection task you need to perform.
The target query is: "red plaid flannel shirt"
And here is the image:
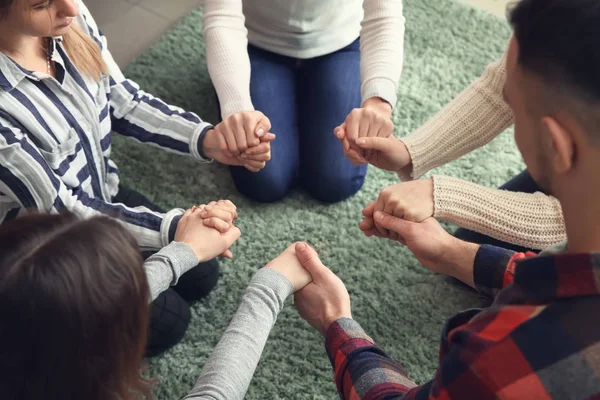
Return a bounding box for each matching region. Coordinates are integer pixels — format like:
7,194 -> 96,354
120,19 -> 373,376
325,245 -> 600,399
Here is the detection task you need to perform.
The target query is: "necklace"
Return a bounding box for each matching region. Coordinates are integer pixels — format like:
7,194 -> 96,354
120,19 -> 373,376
45,38 -> 52,75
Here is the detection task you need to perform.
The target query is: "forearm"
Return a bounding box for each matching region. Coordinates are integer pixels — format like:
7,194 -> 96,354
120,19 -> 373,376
326,318 -> 417,399
185,268 -> 293,400
360,0 -> 406,108
144,241 -> 199,301
203,0 -> 253,118
433,175 -> 566,250
399,47 -> 513,180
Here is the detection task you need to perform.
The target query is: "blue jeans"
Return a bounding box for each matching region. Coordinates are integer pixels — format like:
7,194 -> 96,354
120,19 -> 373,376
227,39 -> 367,203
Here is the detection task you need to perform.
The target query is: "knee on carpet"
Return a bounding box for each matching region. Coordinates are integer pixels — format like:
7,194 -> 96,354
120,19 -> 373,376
303,173 -> 365,203
234,173 -> 295,203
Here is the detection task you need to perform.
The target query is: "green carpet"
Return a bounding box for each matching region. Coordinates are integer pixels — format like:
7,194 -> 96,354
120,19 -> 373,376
115,1 -> 516,398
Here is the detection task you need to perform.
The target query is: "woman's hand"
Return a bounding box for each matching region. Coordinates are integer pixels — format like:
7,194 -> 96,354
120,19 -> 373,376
335,97 -> 394,166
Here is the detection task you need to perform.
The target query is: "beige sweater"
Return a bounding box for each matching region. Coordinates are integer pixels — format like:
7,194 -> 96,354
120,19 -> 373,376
401,47 -> 566,250
202,0 -> 405,119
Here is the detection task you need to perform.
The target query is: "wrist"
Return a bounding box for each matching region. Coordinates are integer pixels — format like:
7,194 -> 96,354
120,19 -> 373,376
201,130 -> 219,160
362,97 -> 392,118
321,312 -> 352,336
443,237 -> 479,287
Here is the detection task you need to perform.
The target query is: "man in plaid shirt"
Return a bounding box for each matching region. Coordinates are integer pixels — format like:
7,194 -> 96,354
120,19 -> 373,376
293,0 -> 600,398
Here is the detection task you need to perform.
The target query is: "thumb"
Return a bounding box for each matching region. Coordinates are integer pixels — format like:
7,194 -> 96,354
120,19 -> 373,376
355,136 -> 391,151
222,226 -> 242,247
254,115 -> 272,138
374,211 -> 414,236
334,124 -> 346,140
295,242 -> 327,279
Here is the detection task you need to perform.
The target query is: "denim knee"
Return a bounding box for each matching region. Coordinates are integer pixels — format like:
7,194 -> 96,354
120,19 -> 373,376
231,166 -> 295,203
304,172 -> 366,203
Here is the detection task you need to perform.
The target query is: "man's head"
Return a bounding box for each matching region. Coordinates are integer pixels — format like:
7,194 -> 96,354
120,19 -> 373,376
505,0 -> 600,194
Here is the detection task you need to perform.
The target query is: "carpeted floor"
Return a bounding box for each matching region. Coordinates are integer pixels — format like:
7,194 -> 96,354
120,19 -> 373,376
114,0 -> 516,398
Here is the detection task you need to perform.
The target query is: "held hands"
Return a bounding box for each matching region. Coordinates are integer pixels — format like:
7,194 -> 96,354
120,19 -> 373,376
335,97 -> 395,166
360,179 -> 434,237
203,111 -> 276,172
175,200 -> 241,262
266,242 -> 313,292
293,243 -> 352,336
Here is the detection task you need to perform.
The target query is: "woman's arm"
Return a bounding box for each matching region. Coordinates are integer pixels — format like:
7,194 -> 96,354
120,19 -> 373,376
203,0 -> 253,119
433,175 -> 566,250
184,268 -> 294,400
144,241 -> 199,301
0,120 -> 179,251
75,1 -> 213,163
360,0 -> 406,108
399,47 -> 514,180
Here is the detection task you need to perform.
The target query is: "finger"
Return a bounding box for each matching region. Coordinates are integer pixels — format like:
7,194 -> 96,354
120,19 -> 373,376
203,217 -> 231,233
244,160 -> 267,171
362,201 -> 376,217
200,208 -> 235,225
373,195 -> 388,237
222,226 -> 242,247
214,128 -> 231,158
359,217 -> 375,232
217,199 -> 238,218
221,122 -> 240,155
243,142 -> 271,156
355,136 -> 392,152
374,211 -> 414,236
260,132 -> 276,142
345,148 -> 367,165
253,113 -> 271,140
233,116 -> 248,153
295,242 -> 328,280
220,249 -> 233,259
334,124 -> 346,141
345,111 -> 360,143
241,151 -> 271,162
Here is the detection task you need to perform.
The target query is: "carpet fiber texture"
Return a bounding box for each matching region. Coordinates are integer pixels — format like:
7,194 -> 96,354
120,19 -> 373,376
116,1 -> 515,398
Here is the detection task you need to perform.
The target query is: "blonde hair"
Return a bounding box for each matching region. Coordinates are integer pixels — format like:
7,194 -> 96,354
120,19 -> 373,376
62,22 -> 108,81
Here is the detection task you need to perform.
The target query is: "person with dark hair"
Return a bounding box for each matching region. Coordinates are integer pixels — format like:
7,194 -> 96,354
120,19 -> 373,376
294,0 -> 600,398
0,0 -> 268,356
0,211 -> 313,399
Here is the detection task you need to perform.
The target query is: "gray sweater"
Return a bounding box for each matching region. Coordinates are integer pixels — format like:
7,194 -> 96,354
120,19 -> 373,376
143,243 -> 293,400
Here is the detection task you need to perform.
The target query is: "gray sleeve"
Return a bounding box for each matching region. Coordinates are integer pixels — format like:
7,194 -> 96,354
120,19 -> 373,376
144,241 -> 199,301
184,268 -> 294,400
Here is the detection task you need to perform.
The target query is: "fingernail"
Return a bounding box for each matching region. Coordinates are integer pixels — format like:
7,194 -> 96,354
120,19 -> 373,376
205,205 -> 213,210
240,153 -> 248,160
256,128 -> 265,137
297,242 -> 307,252
200,211 -> 208,217
335,130 -> 341,138
357,138 -> 366,145
375,211 -> 384,220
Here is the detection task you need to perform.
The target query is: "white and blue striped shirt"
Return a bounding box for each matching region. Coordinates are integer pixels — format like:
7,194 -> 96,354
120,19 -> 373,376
0,1 -> 212,250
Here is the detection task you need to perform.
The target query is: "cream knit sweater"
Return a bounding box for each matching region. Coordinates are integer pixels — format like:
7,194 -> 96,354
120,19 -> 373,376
202,0 -> 405,119
400,47 -> 566,250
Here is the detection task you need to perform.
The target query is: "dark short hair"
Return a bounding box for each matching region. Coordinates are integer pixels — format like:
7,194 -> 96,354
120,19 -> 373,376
0,213 -> 152,400
508,0 -> 600,103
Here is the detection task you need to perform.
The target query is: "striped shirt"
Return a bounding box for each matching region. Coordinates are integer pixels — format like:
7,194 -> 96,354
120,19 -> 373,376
0,1 -> 212,250
326,246 -> 600,399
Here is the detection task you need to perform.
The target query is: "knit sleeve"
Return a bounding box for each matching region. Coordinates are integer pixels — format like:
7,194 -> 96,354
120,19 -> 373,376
432,175 -> 566,250
399,45 -> 513,181
203,0 -> 254,118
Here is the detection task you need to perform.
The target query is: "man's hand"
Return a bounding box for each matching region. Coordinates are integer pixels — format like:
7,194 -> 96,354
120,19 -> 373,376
175,206 -> 241,262
203,110 -> 276,172
293,243 -> 352,336
362,179 -> 434,237
368,212 -> 477,287
354,135 -> 412,172
335,97 -> 394,166
266,242 -> 313,292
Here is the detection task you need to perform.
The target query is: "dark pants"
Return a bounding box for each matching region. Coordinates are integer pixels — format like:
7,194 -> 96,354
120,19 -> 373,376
112,186 -> 220,357
223,39 -> 367,203
454,170 -> 544,253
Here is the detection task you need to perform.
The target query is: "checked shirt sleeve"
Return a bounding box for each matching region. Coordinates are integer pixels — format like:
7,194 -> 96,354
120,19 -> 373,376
473,245 -> 536,299
325,318 -> 417,399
